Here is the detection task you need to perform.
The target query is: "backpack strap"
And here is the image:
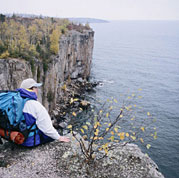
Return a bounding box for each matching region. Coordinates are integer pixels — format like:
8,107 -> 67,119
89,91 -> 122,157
0,136 -> 3,144
0,90 -> 18,93
0,109 -> 12,140
20,122 -> 36,141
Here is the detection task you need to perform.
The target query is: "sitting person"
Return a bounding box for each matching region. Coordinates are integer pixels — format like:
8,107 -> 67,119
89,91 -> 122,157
18,78 -> 70,147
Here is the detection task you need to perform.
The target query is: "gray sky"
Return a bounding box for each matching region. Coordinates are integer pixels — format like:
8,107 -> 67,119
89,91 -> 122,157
1,0 -> 179,20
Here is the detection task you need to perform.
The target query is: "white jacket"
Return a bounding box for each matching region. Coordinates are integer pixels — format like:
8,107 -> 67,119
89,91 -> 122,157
23,100 -> 60,140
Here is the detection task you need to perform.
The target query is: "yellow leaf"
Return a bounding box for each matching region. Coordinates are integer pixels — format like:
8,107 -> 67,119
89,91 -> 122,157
98,137 -> 103,140
111,131 -> 114,135
128,96 -> 131,99
104,143 -> 109,148
132,93 -> 135,97
94,137 -> 98,140
98,147 -> 102,151
109,106 -> 113,110
106,128 -> 109,131
83,135 -> 87,140
82,125 -> 88,130
97,122 -> 101,126
104,148 -> 108,154
138,96 -> 142,99
61,84 -> 67,91
80,107 -> 83,111
141,127 -> 145,132
94,122 -> 98,129
106,113 -> 109,118
114,99 -> 118,103
108,123 -> 111,127
146,144 -> 151,149
138,88 -> 142,91
70,98 -> 73,104
73,98 -> 79,102
118,132 -> 125,140
72,112 -> 76,117
120,115 -> 123,118
130,135 -> 136,140
100,110 -> 103,114
134,104 -> 137,107
114,128 -> 118,133
120,132 -> 125,140
67,125 -> 72,129
126,133 -> 129,137
145,153 -> 149,157
147,112 -> 150,116
154,135 -> 157,139
80,129 -> 84,134
94,129 -> 99,136
86,122 -> 91,125
140,138 -> 144,143
111,136 -> 114,141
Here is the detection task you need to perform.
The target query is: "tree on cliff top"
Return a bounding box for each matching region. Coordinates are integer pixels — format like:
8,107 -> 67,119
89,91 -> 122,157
0,15 -> 69,61
50,29 -> 61,55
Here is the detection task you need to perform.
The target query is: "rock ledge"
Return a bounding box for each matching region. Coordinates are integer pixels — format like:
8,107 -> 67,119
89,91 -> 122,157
0,135 -> 164,178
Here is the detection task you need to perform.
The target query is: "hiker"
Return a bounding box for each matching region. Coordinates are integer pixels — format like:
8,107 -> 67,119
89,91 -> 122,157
18,78 -> 70,146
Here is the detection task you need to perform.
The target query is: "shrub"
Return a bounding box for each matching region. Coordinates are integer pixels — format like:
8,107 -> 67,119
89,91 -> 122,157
67,90 -> 157,162
0,50 -> 9,59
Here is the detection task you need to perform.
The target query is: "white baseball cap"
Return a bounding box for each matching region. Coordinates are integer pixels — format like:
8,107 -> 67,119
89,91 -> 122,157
20,78 -> 42,89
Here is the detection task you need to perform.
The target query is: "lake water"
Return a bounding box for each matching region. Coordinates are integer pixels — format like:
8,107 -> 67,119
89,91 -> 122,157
90,21 -> 179,178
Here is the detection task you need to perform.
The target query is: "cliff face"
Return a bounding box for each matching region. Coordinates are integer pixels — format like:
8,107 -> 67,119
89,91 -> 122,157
0,29 -> 94,111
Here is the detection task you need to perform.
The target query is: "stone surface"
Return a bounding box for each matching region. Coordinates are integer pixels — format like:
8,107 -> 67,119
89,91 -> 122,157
0,135 -> 164,178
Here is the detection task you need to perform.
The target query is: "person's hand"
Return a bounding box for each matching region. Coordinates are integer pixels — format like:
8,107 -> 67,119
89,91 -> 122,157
59,136 -> 70,142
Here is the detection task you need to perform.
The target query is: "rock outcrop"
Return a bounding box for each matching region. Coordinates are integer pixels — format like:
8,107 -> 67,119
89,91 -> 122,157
0,134 -> 164,178
0,29 -> 94,111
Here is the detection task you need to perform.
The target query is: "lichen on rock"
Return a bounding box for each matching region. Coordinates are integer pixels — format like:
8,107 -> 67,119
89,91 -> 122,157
0,134 -> 164,178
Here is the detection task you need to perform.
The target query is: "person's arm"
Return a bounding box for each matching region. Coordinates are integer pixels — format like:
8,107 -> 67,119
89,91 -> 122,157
35,102 -> 70,142
24,100 -> 69,142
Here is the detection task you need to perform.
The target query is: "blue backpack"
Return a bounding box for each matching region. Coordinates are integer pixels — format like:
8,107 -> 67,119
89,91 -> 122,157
0,90 -> 34,144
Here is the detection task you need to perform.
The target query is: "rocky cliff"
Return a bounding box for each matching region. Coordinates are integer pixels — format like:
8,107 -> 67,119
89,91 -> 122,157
0,29 -> 94,111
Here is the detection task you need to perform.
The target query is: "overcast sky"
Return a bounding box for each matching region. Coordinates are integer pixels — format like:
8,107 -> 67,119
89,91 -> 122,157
1,0 -> 179,20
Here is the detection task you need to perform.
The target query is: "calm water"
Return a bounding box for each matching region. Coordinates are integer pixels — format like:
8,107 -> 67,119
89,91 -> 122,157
90,21 -> 179,178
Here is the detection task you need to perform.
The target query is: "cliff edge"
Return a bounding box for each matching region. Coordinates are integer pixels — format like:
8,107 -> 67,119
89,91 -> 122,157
0,134 -> 164,178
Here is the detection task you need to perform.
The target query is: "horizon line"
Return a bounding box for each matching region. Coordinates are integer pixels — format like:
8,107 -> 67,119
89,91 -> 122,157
1,12 -> 179,21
